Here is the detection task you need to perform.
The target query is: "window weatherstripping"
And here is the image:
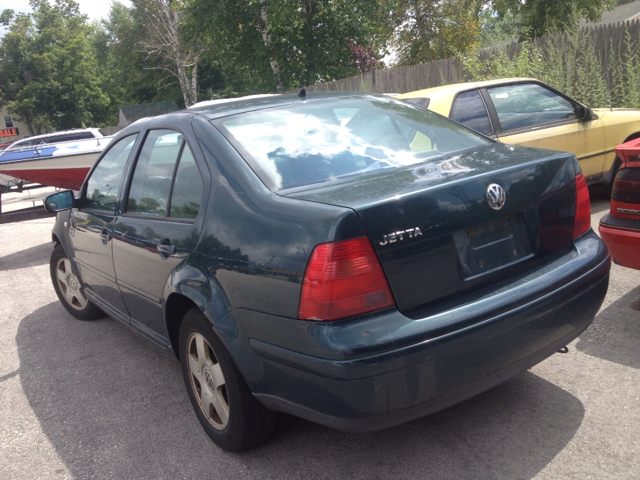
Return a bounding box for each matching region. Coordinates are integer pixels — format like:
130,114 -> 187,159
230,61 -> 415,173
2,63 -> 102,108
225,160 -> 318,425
486,83 -> 577,134
125,129 -> 204,221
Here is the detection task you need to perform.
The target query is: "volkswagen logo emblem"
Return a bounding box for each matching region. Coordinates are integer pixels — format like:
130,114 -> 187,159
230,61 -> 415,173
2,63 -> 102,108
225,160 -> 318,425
205,370 -> 215,391
486,184 -> 506,210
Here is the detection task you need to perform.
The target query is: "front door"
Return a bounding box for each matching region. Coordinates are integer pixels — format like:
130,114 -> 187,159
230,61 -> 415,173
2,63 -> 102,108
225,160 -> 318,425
70,134 -> 140,319
485,82 -> 607,180
112,127 -> 206,345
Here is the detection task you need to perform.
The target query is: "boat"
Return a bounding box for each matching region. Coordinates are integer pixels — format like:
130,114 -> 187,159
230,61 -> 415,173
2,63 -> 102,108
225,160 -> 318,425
0,133 -> 112,190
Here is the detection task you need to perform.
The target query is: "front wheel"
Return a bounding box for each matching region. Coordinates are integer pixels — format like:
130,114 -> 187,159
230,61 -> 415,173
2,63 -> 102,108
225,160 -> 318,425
50,244 -> 105,320
179,307 -> 277,452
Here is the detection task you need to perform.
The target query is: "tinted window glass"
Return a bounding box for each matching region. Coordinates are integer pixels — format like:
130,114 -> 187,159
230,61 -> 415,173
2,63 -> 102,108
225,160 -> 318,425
405,98 -> 430,109
169,145 -> 203,219
488,83 -> 576,132
217,97 -> 491,190
127,130 -> 182,216
450,90 -> 492,135
85,134 -> 138,213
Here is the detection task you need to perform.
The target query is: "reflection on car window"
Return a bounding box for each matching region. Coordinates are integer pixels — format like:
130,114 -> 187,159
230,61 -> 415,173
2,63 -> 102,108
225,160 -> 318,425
85,134 -> 138,213
217,97 -> 491,190
169,145 -> 203,219
451,90 -> 493,135
488,83 -> 576,132
127,129 -> 183,216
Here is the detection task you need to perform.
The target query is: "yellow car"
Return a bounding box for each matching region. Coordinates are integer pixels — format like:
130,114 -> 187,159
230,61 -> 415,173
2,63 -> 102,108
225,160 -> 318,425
398,78 -> 640,188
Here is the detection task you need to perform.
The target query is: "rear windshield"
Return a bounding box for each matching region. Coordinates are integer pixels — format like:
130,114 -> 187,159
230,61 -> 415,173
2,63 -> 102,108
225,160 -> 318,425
215,96 -> 492,190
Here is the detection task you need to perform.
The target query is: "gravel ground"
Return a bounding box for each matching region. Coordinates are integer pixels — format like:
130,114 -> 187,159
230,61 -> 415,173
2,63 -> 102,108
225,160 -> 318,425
0,187 -> 639,480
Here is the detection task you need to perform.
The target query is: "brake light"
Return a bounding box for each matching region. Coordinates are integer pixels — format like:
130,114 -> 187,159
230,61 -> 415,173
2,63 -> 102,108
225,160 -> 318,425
573,172 -> 591,238
612,168 -> 640,204
299,237 -> 394,321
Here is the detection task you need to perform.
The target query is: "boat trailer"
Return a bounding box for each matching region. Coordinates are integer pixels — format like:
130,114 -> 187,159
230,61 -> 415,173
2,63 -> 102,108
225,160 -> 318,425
0,181 -> 56,224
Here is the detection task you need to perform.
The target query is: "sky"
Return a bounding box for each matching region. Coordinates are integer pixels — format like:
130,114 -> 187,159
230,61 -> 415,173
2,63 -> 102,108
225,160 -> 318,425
0,0 -> 131,22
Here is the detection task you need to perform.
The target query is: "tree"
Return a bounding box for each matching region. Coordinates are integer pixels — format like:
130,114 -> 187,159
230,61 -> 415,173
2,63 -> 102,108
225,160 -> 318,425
186,0 -> 393,94
91,1 -> 185,115
492,0 -> 615,38
390,0 -> 484,65
132,0 -> 203,107
0,0 -> 110,134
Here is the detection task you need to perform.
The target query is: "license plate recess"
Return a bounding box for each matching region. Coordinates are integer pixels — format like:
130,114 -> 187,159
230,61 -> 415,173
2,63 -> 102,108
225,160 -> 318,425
453,214 -> 532,279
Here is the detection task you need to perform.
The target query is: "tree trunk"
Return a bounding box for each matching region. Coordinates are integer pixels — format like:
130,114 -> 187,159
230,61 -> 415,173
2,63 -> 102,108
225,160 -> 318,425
258,0 -> 283,92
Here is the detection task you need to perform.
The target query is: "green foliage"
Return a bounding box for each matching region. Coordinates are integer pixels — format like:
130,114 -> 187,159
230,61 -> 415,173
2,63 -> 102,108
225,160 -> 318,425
478,9 -> 528,47
461,43 -> 545,81
392,0 -> 483,65
186,0 -> 393,95
0,0 -> 111,134
461,22 -> 640,110
492,0 -> 614,38
610,26 -> 640,108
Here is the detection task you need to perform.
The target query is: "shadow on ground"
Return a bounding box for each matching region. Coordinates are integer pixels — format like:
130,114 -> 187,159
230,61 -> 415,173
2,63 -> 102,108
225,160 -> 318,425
0,242 -> 51,270
17,303 -> 585,480
576,285 -> 640,369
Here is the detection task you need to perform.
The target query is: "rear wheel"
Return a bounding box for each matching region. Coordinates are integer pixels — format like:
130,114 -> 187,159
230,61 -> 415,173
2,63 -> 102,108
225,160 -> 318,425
50,244 -> 105,320
179,307 -> 277,452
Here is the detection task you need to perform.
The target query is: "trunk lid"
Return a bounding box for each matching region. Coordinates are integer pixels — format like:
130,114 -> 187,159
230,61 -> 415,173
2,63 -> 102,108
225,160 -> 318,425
284,143 -> 578,315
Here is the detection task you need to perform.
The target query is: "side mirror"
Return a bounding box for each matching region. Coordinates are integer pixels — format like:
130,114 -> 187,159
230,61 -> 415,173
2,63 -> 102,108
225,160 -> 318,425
44,190 -> 75,213
575,105 -> 592,121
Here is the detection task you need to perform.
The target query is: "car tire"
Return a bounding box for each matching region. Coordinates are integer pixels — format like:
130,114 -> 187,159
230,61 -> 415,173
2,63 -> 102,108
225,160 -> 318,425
50,244 -> 105,320
179,307 -> 277,452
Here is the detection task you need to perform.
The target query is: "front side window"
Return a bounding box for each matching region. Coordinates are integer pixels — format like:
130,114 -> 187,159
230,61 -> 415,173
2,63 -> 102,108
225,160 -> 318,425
126,129 -> 203,219
487,83 -> 576,132
84,134 -> 139,213
216,96 -> 491,190
451,90 -> 493,135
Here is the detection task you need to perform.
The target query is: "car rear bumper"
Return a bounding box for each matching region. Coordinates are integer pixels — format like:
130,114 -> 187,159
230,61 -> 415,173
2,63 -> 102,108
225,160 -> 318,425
599,213 -> 640,270
242,232 -> 610,432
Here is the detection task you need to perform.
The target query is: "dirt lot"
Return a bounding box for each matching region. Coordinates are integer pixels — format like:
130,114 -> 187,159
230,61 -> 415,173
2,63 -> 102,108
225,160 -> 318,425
1,188 -> 639,479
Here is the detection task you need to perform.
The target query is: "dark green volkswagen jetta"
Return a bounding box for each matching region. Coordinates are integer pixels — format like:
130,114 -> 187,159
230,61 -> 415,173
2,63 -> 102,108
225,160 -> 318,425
45,92 -> 610,452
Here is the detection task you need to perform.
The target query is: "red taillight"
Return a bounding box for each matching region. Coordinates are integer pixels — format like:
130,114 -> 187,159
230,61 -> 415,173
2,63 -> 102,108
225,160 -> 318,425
573,172 -> 591,238
298,237 -> 394,321
612,168 -> 640,204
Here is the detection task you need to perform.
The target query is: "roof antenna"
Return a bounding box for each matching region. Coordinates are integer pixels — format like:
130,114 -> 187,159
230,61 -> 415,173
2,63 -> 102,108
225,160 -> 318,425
298,87 -> 306,99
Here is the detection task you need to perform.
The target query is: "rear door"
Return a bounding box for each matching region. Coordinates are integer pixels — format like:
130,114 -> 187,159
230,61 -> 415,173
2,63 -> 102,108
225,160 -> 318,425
70,133 -> 139,318
111,121 -> 208,345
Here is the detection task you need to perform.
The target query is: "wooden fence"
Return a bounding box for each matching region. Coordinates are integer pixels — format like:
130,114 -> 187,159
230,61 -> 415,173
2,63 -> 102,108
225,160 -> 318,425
297,19 -> 640,95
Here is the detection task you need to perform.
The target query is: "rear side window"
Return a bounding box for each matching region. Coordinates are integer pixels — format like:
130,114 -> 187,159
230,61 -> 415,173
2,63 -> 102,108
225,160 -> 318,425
126,129 -> 203,220
404,98 -> 430,109
450,90 -> 493,135
216,96 -> 491,190
170,146 -> 203,219
85,134 -> 139,213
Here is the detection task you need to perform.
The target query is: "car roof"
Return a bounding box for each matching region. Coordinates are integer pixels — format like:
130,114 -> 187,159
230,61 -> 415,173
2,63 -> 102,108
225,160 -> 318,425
397,78 -> 538,100
188,91 -> 385,120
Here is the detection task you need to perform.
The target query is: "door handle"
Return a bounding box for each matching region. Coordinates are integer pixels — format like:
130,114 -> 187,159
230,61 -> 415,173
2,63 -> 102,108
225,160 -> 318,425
157,243 -> 176,255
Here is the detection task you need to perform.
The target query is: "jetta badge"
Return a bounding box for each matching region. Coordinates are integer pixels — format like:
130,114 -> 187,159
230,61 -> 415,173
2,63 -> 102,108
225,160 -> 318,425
380,227 -> 422,246
486,184 -> 506,210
